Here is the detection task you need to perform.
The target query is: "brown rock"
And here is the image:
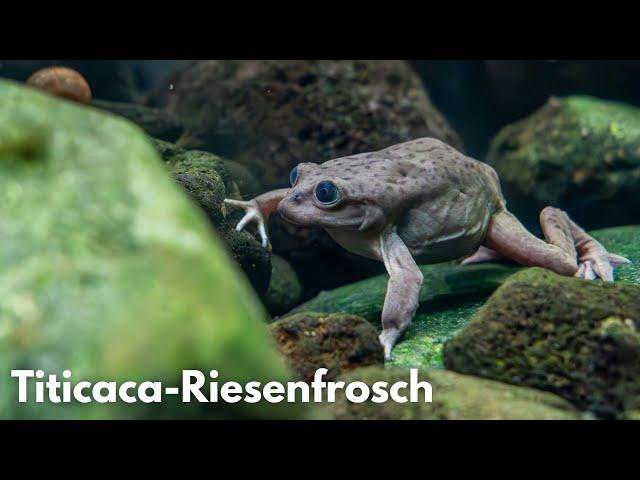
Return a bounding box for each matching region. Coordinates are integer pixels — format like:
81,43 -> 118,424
270,312 -> 384,382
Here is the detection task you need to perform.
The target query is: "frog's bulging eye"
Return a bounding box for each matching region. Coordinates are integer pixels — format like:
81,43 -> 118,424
315,181 -> 340,205
290,166 -> 298,186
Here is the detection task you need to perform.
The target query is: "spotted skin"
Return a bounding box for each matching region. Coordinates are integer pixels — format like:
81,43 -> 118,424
225,138 -> 631,359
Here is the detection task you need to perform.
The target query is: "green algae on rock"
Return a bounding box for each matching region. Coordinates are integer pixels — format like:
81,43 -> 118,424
443,267 -> 640,418
0,79 -> 311,420
153,60 -> 463,190
264,255 -> 303,317
487,95 -> 640,230
330,367 -> 581,420
152,138 -> 271,296
390,299 -> 486,370
270,312 -> 384,382
289,263 -> 519,369
590,225 -> 640,287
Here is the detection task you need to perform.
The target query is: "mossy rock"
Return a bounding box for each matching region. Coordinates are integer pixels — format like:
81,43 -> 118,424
264,255 -> 303,317
443,267 -> 640,418
330,367 -> 581,420
152,60 -> 462,190
152,138 -> 271,295
590,225 -> 640,287
0,79 -> 312,419
487,96 -> 640,230
287,225 -> 638,371
270,312 -> 384,382
91,99 -> 184,142
289,263 -> 520,369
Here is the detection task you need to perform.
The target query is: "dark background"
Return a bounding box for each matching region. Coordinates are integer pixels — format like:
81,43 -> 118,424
3,60 -> 640,159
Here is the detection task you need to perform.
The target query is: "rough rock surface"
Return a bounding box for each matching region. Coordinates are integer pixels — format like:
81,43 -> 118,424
153,60 -> 462,190
270,312 -> 384,382
487,95 -> 640,230
264,255 -> 303,317
152,139 -> 271,295
91,99 -> 184,142
330,367 -> 581,420
443,267 -> 640,418
290,263 -> 519,368
0,79 -> 311,419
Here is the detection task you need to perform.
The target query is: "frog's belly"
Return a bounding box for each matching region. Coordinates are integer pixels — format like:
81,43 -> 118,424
396,206 -> 491,264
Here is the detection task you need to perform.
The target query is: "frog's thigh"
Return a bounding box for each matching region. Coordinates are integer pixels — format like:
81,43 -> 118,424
485,210 -> 578,276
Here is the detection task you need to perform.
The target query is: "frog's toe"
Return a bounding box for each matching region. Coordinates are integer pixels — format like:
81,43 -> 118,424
575,253 -> 631,282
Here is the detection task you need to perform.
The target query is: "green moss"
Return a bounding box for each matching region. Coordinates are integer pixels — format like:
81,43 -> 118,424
590,225 -> 640,286
391,299 -> 485,370
289,263 -> 519,369
0,79 -> 312,419
330,367 -> 581,420
487,96 -> 640,229
443,267 -> 640,418
152,138 -> 271,295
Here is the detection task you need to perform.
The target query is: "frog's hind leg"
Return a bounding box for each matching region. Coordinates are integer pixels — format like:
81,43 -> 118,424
540,207 -> 630,280
485,207 -> 630,281
461,245 -> 507,265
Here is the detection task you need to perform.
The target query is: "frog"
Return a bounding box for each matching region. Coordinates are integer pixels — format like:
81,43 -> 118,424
224,138 -> 631,360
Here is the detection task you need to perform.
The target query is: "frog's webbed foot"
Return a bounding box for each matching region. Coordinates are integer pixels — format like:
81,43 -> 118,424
574,241 -> 630,282
224,198 -> 271,251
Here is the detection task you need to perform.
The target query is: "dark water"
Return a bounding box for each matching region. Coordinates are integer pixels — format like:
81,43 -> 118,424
5,60 -> 640,159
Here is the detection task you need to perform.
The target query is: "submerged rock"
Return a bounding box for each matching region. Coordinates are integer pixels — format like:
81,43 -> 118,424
270,312 -> 384,382
590,225 -> 640,287
0,79 -> 311,419
487,96 -> 640,230
330,367 -> 581,420
264,255 -> 303,317
290,263 -> 519,369
152,138 -> 271,296
153,60 -> 462,190
92,99 -> 184,142
443,267 -> 640,418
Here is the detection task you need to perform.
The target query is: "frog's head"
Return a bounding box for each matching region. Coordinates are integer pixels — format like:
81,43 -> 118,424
277,162 -> 385,231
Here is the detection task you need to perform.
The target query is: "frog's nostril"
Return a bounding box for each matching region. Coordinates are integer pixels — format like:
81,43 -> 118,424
292,190 -> 302,202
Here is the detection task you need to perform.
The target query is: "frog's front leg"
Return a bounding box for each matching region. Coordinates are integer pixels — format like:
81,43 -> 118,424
377,227 -> 424,361
224,189 -> 289,250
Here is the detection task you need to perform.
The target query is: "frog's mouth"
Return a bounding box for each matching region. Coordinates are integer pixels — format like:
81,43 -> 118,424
280,210 -> 363,229
279,211 -> 305,226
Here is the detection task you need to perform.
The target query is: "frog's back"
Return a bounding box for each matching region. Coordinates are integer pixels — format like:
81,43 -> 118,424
379,138 -> 505,263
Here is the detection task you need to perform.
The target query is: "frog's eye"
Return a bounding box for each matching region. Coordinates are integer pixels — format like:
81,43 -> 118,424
289,166 -> 298,186
315,181 -> 341,206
